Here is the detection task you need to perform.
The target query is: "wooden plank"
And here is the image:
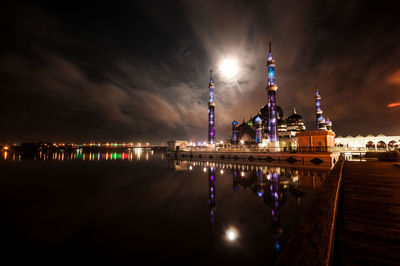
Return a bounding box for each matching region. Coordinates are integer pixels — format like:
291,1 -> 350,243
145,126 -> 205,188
340,161 -> 400,265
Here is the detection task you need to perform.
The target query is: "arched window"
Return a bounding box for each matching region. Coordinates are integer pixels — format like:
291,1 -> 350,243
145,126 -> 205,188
366,141 -> 375,149
388,140 -> 396,149
377,141 -> 386,149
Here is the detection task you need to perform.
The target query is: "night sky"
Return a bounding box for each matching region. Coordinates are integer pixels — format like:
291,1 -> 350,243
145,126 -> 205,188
1,0 -> 400,144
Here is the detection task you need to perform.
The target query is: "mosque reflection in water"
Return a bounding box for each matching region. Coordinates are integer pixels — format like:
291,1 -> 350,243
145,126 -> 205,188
169,159 -> 329,258
208,166 -> 217,237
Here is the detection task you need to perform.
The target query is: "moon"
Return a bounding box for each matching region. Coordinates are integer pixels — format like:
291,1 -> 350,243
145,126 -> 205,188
225,227 -> 239,241
219,58 -> 239,79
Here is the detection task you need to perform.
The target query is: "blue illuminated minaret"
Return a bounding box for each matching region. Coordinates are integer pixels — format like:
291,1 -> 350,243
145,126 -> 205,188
208,70 -> 215,145
232,120 -> 238,144
255,116 -> 262,144
266,41 -> 279,151
315,82 -> 327,130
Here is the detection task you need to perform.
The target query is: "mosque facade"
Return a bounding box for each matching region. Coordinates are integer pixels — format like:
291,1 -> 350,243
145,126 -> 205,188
231,104 -> 307,149
229,42 -> 333,150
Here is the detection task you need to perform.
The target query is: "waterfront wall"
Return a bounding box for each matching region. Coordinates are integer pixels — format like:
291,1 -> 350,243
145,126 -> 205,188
168,150 -> 340,169
275,156 -> 344,266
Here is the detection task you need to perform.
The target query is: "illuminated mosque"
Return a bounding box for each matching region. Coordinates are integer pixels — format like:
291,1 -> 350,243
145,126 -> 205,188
227,42 -> 333,150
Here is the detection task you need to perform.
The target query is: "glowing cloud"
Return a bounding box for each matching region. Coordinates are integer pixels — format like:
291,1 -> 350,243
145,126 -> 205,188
387,102 -> 400,108
387,70 -> 400,85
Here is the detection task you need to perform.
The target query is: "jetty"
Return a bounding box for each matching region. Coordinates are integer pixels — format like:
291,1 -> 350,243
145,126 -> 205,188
275,158 -> 400,265
339,161 -> 400,265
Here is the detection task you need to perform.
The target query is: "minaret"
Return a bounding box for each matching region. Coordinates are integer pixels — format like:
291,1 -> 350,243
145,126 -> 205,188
232,121 -> 238,144
208,70 -> 216,145
315,82 -> 327,130
266,41 -> 280,151
255,116 -> 262,144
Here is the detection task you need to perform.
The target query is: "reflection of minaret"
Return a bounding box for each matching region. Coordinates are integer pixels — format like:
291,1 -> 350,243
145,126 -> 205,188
269,168 -> 282,258
266,41 -> 280,151
315,82 -> 327,131
208,166 -> 216,235
232,169 -> 239,191
208,70 -> 216,145
256,168 -> 264,198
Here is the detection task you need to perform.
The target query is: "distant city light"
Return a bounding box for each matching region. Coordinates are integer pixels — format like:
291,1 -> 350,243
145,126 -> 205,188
203,167 -> 207,172
241,171 -> 245,177
189,165 -> 193,171
240,139 -> 245,145
220,169 -> 224,175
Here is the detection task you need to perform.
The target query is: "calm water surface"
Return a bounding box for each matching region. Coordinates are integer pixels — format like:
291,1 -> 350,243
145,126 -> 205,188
0,149 -> 329,265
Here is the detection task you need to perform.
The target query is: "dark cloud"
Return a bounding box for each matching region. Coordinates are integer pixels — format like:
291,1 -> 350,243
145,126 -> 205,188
1,0 -> 400,143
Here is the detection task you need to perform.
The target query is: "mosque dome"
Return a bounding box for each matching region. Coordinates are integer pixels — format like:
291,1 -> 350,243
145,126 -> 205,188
232,120 -> 238,125
259,105 -> 268,116
278,118 -> 287,126
259,105 -> 283,119
286,108 -> 304,124
326,118 -> 332,126
286,107 -> 306,132
255,116 -> 262,123
277,118 -> 287,132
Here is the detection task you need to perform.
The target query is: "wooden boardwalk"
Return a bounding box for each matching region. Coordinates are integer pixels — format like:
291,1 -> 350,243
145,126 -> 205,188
339,161 -> 400,265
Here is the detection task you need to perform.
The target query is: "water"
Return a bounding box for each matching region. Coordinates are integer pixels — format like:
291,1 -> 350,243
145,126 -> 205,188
0,149 -> 330,265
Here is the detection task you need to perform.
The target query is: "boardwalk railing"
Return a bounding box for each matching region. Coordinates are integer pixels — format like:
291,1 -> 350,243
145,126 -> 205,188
275,156 -> 345,266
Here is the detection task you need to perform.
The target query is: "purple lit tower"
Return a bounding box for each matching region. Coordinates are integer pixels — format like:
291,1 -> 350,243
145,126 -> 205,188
208,70 -> 216,145
315,84 -> 327,130
255,116 -> 262,144
266,42 -> 280,151
232,120 -> 238,144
